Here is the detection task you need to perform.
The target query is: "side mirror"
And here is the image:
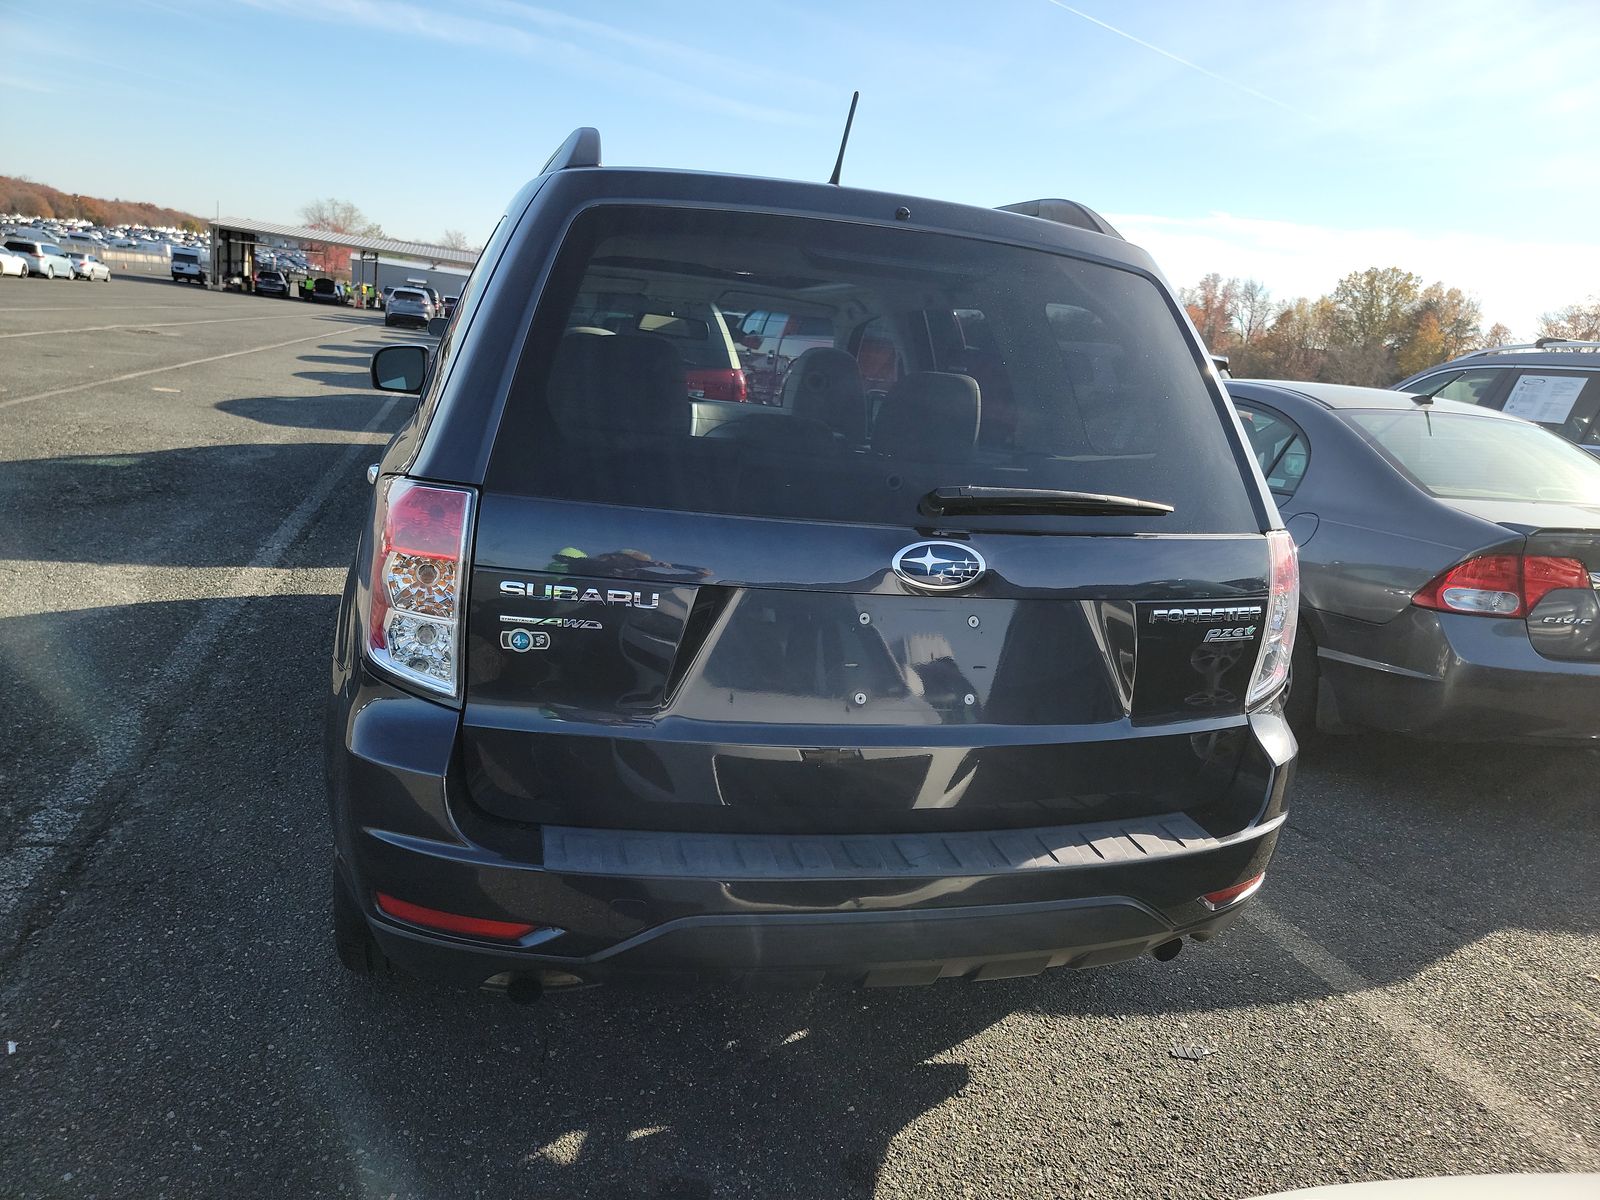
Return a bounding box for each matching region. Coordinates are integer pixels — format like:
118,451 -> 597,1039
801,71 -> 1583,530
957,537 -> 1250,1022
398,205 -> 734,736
427,316 -> 448,338
371,344 -> 428,393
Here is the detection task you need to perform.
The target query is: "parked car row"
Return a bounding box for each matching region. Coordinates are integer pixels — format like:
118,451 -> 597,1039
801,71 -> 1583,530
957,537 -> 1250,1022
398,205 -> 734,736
2,237 -> 110,280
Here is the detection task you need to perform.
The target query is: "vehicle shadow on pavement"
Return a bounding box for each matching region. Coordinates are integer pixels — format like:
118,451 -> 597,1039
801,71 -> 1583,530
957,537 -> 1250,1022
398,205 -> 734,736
217,394 -> 407,433
0,441 -> 404,567
293,367 -> 383,390
329,969 -> 1035,1198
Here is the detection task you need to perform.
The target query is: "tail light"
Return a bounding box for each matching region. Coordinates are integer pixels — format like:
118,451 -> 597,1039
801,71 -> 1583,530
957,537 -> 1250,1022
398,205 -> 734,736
375,892 -> 539,941
1413,554 -> 1587,619
1246,529 -> 1299,707
365,479 -> 474,697
1200,873 -> 1265,911
686,367 -> 748,402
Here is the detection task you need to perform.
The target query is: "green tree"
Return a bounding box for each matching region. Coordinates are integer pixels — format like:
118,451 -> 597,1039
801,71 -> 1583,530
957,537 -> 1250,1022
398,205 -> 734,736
1330,267 -> 1421,348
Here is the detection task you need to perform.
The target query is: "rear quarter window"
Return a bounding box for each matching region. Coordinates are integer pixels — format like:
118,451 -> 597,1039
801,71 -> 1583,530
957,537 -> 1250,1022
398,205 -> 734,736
486,205 -> 1260,535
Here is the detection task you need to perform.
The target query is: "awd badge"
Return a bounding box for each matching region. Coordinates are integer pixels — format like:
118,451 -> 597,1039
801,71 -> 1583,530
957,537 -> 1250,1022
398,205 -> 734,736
500,629 -> 551,653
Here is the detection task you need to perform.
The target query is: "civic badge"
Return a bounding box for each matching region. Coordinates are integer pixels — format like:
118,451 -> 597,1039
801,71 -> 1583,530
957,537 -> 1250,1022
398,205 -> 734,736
500,629 -> 550,652
891,541 -> 986,593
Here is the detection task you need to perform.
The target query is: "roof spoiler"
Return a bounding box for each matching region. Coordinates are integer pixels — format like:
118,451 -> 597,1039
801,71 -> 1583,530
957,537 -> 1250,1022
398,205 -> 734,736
542,127 -> 602,174
996,198 -> 1123,239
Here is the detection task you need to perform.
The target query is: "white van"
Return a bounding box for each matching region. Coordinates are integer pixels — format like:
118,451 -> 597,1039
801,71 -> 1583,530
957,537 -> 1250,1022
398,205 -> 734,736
171,247 -> 206,286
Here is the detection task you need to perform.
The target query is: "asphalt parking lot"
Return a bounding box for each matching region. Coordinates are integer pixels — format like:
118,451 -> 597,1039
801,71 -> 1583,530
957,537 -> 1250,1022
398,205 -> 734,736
1,275 -> 1597,1200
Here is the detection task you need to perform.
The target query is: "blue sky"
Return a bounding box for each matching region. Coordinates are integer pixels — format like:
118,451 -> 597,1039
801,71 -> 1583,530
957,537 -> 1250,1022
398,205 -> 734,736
4,0 -> 1599,332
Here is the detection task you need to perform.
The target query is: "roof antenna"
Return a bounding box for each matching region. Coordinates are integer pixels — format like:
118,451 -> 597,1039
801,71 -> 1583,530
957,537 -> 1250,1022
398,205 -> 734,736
828,91 -> 860,185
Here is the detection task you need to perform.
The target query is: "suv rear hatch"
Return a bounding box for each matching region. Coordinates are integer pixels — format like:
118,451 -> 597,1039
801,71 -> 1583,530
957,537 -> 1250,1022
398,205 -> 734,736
459,204 -> 1275,836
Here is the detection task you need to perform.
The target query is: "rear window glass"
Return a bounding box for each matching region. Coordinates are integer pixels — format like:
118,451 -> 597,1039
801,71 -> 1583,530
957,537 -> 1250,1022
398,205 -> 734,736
391,289 -> 424,301
487,205 -> 1258,533
1350,410 -> 1600,504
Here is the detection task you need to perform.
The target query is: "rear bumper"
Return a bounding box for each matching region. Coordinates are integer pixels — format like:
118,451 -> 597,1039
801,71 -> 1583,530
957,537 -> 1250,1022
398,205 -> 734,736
369,892 -> 1254,988
327,671 -> 1293,989
1318,608 -> 1600,744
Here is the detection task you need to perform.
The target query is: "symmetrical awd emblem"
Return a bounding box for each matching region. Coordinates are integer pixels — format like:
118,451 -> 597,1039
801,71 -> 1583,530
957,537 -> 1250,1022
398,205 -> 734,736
892,541 -> 986,593
500,629 -> 551,652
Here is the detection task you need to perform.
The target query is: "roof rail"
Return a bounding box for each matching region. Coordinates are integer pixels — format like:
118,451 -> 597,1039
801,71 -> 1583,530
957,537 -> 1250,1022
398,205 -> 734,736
1465,338 -> 1600,358
541,127 -> 601,174
996,198 -> 1123,240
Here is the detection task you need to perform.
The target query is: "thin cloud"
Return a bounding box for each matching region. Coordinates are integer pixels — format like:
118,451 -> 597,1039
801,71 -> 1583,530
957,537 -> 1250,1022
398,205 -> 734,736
0,75 -> 53,94
474,0 -> 832,98
234,0 -> 813,127
1043,0 -> 1309,117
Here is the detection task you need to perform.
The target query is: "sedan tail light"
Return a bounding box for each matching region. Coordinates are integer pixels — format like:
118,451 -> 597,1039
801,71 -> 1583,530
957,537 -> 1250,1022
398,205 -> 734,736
1412,553 -> 1587,618
686,367 -> 749,402
1246,529 -> 1299,707
365,480 -> 474,697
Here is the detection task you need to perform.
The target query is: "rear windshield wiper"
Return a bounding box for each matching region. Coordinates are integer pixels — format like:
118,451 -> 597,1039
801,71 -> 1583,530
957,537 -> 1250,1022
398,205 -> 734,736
919,485 -> 1174,518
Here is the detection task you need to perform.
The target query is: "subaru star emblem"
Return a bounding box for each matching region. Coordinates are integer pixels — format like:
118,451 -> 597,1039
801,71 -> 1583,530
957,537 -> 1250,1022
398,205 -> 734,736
892,541 -> 987,592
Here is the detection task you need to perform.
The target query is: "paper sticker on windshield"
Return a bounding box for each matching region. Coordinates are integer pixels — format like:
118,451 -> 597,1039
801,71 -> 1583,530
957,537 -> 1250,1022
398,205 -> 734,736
1501,374 -> 1587,425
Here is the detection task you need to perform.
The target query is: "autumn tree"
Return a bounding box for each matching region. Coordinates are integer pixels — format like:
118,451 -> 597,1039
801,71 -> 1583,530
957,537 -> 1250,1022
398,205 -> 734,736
1395,311 -> 1447,379
1242,297 -> 1334,380
1181,273 -> 1239,351
1537,298 -> 1600,341
300,198 -> 384,237
1477,321 -> 1514,349
1410,283 -> 1480,359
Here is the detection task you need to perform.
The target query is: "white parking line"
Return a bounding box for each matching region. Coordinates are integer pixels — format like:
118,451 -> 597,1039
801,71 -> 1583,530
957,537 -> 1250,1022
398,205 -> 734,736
0,396 -> 398,933
0,314 -> 314,339
0,304 -> 220,314
1247,903 -> 1600,1168
0,328 -> 340,411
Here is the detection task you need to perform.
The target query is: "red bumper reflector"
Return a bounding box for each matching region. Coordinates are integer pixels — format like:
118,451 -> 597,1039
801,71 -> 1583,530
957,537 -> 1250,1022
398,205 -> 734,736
1200,873 -> 1265,911
375,892 -> 538,941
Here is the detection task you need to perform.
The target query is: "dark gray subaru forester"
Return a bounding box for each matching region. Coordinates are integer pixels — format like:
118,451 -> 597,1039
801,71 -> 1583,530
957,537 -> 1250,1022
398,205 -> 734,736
326,128 -> 1299,994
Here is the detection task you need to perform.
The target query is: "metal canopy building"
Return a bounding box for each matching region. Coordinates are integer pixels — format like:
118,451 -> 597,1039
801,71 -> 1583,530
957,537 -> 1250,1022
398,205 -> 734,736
209,217 -> 477,288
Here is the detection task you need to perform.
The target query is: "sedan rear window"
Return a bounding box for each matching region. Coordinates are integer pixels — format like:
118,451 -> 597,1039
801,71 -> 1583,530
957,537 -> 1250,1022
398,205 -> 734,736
1351,410 -> 1600,504
488,205 -> 1259,534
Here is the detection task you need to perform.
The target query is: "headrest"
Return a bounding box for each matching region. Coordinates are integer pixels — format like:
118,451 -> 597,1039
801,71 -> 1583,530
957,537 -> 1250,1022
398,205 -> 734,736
546,330 -> 687,436
871,371 -> 981,460
781,347 -> 866,443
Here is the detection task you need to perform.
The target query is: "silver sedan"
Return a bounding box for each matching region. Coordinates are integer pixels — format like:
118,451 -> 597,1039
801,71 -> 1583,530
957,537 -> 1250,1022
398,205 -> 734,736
67,253 -> 113,282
